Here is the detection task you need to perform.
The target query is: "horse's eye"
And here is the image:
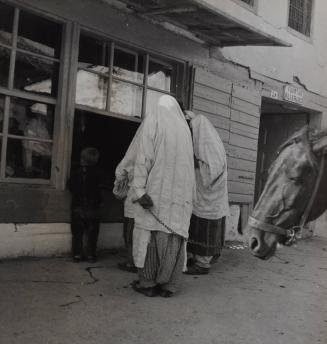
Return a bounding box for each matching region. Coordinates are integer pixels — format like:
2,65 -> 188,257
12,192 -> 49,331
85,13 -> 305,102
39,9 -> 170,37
289,177 -> 302,184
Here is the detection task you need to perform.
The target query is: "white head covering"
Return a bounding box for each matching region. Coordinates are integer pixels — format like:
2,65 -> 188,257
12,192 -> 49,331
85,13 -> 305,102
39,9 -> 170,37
190,114 -> 229,219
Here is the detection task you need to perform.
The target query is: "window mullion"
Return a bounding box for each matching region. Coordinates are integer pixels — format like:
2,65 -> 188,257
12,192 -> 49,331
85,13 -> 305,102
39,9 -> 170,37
0,97 -> 10,179
8,7 -> 19,90
141,54 -> 149,118
106,41 -> 114,112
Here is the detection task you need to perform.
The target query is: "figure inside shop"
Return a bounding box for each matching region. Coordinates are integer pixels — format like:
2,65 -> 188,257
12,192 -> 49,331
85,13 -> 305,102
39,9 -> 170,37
23,103 -> 52,178
129,94 -> 195,297
68,147 -> 103,263
184,111 -> 229,275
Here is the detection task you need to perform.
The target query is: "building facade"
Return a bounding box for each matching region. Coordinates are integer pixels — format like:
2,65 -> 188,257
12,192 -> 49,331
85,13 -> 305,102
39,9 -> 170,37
0,0 -> 326,257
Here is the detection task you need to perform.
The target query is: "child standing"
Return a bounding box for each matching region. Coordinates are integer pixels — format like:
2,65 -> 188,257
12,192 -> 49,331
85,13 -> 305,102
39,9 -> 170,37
68,147 -> 102,263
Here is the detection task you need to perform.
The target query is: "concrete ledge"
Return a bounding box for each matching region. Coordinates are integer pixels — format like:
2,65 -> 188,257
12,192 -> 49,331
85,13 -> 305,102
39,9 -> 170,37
0,223 -> 124,259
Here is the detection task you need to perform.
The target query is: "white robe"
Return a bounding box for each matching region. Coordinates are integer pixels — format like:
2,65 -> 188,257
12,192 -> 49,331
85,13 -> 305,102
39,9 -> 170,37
190,114 -> 230,220
132,95 -> 195,267
113,125 -> 143,218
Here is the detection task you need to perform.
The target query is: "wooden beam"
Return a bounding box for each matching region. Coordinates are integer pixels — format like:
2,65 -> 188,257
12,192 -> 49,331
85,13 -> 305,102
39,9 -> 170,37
143,6 -> 197,16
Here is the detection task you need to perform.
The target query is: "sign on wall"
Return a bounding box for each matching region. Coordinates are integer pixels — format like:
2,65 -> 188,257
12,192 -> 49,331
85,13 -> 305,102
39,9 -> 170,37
283,85 -> 304,104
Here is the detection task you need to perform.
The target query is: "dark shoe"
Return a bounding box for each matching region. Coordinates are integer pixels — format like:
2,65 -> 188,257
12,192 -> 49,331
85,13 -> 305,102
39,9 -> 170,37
131,280 -> 158,297
187,257 -> 195,267
118,262 -> 137,273
72,255 -> 82,263
210,254 -> 220,265
87,255 -> 97,263
184,265 -> 209,275
158,289 -> 174,298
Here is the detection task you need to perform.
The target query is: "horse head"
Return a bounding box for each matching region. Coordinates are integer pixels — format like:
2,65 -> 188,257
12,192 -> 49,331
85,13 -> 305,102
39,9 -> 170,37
246,127 -> 327,259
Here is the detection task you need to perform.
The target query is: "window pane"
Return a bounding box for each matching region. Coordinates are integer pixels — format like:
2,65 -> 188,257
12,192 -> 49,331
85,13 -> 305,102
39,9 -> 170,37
113,48 -> 144,84
18,11 -> 62,58
6,138 -> 51,179
9,98 -> 54,138
0,3 -> 14,46
0,96 -> 4,132
146,89 -> 165,116
79,34 -> 109,71
14,52 -> 59,96
76,70 -> 108,110
148,60 -> 173,91
111,80 -> 142,117
0,46 -> 10,87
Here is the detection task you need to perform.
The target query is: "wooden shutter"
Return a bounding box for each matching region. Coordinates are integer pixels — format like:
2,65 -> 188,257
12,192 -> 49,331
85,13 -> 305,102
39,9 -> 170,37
192,68 -> 261,209
228,84 -> 260,204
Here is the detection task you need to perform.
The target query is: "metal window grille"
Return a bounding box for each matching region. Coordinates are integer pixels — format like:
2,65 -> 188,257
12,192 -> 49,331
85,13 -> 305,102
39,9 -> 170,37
288,0 -> 313,36
240,0 -> 254,6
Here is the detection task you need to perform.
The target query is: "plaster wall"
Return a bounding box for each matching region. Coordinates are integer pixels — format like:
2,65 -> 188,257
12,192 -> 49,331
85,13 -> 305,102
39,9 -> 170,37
217,0 -> 327,97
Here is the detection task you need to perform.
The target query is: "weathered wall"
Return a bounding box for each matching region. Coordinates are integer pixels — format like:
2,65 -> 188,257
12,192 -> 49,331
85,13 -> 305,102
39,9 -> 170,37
219,0 -> 327,97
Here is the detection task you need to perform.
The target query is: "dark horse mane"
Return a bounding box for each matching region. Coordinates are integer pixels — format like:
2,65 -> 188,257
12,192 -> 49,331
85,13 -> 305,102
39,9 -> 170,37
271,126 -> 327,223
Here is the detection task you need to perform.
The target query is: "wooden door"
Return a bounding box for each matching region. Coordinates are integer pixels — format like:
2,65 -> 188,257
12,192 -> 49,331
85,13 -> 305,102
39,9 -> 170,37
254,113 -> 309,203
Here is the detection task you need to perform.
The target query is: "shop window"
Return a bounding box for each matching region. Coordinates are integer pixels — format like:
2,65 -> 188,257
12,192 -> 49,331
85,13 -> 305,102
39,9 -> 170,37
0,3 -> 63,183
75,32 -> 185,119
288,0 -> 313,37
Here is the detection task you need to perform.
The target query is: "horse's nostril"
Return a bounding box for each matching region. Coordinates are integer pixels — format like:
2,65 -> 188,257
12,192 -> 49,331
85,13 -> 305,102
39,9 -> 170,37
250,237 -> 259,251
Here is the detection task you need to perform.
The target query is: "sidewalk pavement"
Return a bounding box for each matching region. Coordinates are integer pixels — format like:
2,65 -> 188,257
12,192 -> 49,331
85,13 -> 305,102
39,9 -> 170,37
0,237 -> 327,344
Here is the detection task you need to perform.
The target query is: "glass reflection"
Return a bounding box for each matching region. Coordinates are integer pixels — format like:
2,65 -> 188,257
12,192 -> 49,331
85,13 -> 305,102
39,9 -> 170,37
76,70 -> 108,110
113,48 -> 144,84
18,11 -> 62,59
6,138 -> 51,179
0,46 -> 10,87
111,80 -> 142,117
0,3 -> 14,46
79,34 -> 109,72
14,52 -> 59,96
148,60 -> 173,91
9,98 -> 54,138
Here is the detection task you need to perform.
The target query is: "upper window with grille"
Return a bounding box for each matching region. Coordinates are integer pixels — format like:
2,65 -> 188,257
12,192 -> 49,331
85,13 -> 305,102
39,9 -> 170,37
288,0 -> 313,37
239,0 -> 254,6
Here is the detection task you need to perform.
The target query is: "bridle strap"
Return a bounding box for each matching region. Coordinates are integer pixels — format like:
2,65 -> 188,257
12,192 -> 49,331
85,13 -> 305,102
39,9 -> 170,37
249,149 -> 326,243
248,216 -> 293,237
298,151 -> 326,228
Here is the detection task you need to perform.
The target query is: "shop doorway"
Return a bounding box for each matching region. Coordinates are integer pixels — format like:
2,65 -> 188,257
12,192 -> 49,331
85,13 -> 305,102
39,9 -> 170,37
254,100 -> 310,203
71,110 -> 140,221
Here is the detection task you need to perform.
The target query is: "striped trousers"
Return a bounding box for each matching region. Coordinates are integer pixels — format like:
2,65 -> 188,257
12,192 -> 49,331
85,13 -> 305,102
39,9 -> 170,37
138,231 -> 185,293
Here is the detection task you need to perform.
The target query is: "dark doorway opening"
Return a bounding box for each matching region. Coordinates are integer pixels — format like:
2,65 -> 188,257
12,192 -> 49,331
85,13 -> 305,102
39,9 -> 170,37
254,106 -> 310,204
71,110 -> 140,222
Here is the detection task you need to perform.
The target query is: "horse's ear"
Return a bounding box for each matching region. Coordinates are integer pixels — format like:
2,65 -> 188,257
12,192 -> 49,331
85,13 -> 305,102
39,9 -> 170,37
277,126 -> 310,154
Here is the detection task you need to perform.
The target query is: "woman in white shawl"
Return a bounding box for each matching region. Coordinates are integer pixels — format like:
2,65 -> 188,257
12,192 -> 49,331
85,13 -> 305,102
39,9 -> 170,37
185,112 -> 229,275
132,95 -> 195,297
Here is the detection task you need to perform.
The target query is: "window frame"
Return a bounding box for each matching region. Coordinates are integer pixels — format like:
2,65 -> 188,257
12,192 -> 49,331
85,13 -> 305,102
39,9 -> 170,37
74,26 -> 189,122
0,1 -> 68,186
287,0 -> 315,41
